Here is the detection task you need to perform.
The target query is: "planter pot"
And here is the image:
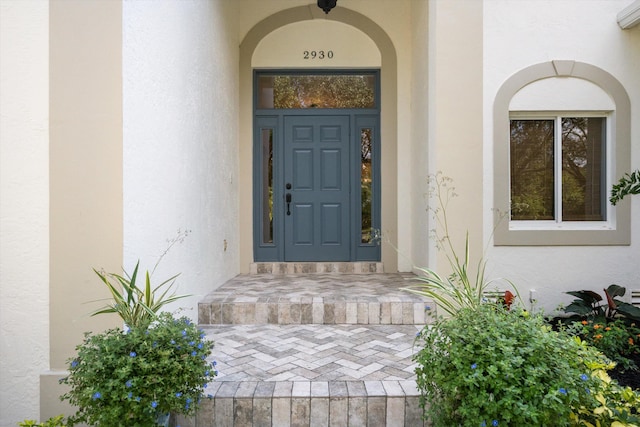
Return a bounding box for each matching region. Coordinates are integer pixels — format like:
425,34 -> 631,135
156,413 -> 170,427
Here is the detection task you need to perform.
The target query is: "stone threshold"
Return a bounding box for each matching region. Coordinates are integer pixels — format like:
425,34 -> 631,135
250,262 -> 384,274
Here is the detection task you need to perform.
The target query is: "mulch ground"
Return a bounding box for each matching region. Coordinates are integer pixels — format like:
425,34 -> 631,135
609,352 -> 640,390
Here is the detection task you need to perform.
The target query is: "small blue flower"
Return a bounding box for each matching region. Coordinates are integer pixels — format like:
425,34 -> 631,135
185,319 -> 191,325
471,363 -> 477,370
481,422 -> 486,427
559,388 -> 567,395
171,339 -> 176,345
213,361 -> 217,366
129,351 -> 137,358
201,355 -> 206,360
186,398 -> 192,404
492,421 -> 499,427
425,305 -> 432,311
176,392 -> 182,397
151,401 -> 158,408
182,330 -> 187,337
126,380 -> 132,388
71,359 -> 79,368
128,392 -> 133,399
198,342 -> 204,349
92,392 -> 101,400
152,341 -> 158,348
191,351 -> 197,356
203,383 -> 208,389
580,374 -> 588,381
189,341 -> 195,346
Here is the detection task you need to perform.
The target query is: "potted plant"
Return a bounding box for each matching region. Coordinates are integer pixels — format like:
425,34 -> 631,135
60,262 -> 217,426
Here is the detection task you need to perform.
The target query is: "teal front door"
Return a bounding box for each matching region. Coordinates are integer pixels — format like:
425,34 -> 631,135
284,115 -> 350,261
253,70 -> 381,263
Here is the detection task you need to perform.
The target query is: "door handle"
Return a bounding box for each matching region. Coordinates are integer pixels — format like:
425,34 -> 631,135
285,193 -> 292,216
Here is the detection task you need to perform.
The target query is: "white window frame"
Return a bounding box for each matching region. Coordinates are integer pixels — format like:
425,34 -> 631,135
509,111 -> 613,232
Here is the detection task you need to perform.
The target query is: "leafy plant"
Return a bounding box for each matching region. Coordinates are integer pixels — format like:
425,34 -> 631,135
564,285 -> 640,323
90,229 -> 192,329
60,312 -> 216,426
414,304 -> 606,427
570,354 -> 640,426
91,261 -> 187,329
569,319 -> 640,372
403,173 -> 518,316
610,170 -> 640,206
18,415 -> 67,427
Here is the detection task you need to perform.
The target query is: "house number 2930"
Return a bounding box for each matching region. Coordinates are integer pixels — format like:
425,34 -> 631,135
303,50 -> 334,59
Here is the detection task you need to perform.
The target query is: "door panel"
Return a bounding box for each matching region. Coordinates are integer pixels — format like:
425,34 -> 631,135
284,116 -> 350,261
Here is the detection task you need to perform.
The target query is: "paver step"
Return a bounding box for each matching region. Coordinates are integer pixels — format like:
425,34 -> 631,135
190,273 -> 431,426
198,273 -> 433,326
176,380 -> 424,427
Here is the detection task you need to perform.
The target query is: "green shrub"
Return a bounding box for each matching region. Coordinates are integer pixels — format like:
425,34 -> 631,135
18,415 -> 66,427
414,304 -> 603,427
60,313 -> 216,426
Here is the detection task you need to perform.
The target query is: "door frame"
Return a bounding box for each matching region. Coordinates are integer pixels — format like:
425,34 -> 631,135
252,69 -> 381,262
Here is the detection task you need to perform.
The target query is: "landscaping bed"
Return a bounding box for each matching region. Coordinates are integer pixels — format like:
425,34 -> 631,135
611,352 -> 640,390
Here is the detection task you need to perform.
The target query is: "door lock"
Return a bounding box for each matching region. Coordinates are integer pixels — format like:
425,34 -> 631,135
285,193 -> 292,216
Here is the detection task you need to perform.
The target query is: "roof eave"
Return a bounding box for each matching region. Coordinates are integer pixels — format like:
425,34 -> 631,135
617,0 -> 640,29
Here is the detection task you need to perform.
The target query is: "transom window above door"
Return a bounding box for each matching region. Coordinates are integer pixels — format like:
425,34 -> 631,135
257,72 -> 377,109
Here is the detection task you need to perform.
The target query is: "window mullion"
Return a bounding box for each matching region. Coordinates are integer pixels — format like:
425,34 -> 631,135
555,116 -> 563,224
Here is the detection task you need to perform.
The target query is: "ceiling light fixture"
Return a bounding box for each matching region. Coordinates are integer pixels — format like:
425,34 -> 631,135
317,0 -> 337,14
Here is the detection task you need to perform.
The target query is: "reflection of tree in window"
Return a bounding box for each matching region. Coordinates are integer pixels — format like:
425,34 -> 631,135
562,118 -> 604,221
510,117 -> 605,221
261,129 -> 274,243
272,75 -> 375,109
361,128 -> 373,243
510,119 -> 554,220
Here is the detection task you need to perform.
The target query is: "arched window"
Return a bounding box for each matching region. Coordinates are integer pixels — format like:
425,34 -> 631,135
494,61 -> 631,245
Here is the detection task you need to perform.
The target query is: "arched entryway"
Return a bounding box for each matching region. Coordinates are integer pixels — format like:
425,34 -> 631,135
238,5 -> 398,272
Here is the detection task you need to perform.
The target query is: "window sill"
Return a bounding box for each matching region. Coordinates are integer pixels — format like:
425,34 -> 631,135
495,221 -> 629,246
509,221 -> 615,231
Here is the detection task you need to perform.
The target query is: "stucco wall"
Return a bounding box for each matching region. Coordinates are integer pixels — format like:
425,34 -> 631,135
410,1 -> 431,269
123,0 -> 240,317
0,2 -> 50,423
483,0 -> 640,312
